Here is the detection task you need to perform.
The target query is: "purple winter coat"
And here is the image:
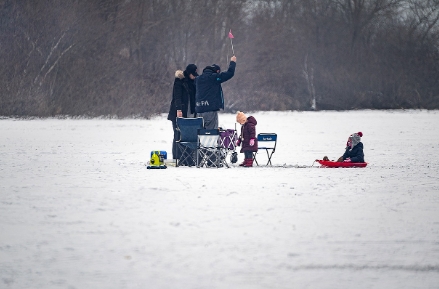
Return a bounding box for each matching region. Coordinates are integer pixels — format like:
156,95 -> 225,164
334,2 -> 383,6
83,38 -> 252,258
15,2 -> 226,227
239,116 -> 258,152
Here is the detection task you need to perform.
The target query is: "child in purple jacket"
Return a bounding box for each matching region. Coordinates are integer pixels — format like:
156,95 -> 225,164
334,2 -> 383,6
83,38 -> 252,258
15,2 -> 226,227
235,111 -> 258,167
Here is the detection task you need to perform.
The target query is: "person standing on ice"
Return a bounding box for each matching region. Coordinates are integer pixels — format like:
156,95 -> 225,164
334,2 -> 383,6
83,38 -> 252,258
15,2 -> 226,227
167,64 -> 198,159
340,132 -> 365,163
235,111 -> 258,167
195,56 -> 236,129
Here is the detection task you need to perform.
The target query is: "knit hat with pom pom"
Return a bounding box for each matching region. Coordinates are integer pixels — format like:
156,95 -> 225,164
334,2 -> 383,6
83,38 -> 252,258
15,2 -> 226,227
349,132 -> 363,148
236,111 -> 247,124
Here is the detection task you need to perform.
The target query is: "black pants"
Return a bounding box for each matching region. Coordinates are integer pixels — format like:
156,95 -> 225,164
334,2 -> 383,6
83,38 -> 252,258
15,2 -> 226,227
171,120 -> 180,159
244,151 -> 253,159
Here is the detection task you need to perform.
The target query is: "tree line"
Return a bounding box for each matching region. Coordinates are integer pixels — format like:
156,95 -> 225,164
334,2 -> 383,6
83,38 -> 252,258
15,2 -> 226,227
1,0 -> 438,117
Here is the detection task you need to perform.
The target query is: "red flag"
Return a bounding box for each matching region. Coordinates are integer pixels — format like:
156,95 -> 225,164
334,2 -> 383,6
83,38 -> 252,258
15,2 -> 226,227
228,29 -> 234,39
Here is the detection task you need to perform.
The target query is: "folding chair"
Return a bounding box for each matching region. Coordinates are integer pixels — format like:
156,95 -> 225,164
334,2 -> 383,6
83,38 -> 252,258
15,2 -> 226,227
253,133 -> 277,166
197,129 -> 228,168
176,117 -> 204,167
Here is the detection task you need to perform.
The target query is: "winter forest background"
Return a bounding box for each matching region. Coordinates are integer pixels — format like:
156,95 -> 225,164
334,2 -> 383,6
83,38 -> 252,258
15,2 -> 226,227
1,0 -> 439,117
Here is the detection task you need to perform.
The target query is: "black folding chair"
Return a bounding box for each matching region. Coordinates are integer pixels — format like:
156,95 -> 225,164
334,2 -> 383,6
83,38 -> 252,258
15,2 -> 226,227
176,117 -> 204,167
253,133 -> 277,166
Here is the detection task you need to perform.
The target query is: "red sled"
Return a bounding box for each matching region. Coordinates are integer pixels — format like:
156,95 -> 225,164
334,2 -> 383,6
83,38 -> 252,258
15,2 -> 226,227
317,160 -> 367,168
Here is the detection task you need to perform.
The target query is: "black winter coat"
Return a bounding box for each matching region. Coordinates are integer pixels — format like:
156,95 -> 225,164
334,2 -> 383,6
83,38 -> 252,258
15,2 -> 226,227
167,71 -> 196,121
342,142 -> 365,163
195,61 -> 236,113
239,116 -> 258,152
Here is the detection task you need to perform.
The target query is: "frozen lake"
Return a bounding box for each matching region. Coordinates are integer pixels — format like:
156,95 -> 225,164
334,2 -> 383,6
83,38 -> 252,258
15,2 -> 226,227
1,110 -> 439,288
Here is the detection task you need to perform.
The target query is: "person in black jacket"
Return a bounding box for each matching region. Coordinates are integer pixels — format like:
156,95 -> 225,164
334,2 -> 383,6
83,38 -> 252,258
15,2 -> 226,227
341,132 -> 365,163
195,56 -> 236,129
167,64 -> 198,159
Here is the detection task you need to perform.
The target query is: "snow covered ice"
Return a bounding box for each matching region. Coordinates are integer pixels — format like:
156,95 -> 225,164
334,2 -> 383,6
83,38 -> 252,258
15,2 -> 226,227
1,110 -> 439,288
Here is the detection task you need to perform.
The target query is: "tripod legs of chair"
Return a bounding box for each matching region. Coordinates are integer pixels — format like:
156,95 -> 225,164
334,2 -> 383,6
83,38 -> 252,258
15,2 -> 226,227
264,148 -> 274,166
252,152 -> 259,166
253,149 -> 274,166
176,144 -> 197,167
197,147 -> 228,168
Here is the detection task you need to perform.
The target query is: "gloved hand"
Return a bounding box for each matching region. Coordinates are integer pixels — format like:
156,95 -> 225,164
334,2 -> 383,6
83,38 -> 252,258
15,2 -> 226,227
236,139 -> 241,146
249,138 -> 255,146
343,158 -> 351,163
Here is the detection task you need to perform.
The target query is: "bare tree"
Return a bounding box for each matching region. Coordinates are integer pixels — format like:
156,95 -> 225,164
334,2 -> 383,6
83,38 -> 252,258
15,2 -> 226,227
1,0 -> 438,116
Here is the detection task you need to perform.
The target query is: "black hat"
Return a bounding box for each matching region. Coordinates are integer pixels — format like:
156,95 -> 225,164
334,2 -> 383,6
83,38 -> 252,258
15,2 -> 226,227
203,64 -> 221,73
185,64 -> 198,76
211,64 -> 221,72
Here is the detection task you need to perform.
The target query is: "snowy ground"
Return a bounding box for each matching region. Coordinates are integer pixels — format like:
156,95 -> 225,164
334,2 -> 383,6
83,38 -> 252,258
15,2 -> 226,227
1,110 -> 439,289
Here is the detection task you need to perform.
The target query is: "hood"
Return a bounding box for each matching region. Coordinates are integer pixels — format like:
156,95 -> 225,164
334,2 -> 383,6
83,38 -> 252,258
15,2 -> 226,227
247,116 -> 257,126
175,70 -> 184,79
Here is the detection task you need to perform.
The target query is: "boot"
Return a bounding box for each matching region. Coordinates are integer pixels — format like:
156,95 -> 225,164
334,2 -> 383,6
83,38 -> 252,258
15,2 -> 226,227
243,158 -> 253,167
239,160 -> 246,166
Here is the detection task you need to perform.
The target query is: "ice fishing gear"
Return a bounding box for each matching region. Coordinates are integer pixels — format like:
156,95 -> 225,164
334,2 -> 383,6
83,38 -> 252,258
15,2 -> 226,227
228,29 -> 235,55
147,150 -> 167,169
230,151 -> 238,163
